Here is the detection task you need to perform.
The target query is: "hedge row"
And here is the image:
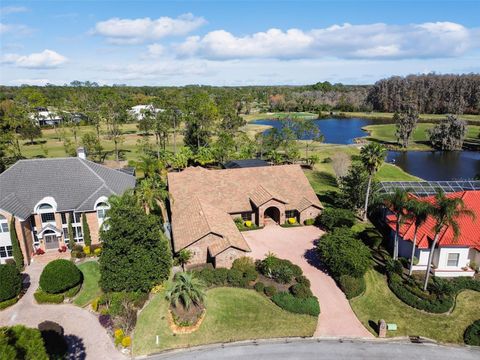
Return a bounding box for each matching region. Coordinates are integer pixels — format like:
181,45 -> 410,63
0,264 -> 22,302
34,283 -> 82,304
0,297 -> 18,310
271,292 -> 320,317
464,319 -> 480,346
338,275 -> 366,300
388,273 -> 480,314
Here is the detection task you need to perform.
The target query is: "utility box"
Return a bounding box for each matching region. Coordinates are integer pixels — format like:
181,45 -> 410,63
387,323 -> 398,331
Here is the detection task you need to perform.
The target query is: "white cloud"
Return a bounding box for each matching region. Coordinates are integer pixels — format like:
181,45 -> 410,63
93,13 -> 206,44
0,6 -> 29,15
176,22 -> 479,60
147,43 -> 165,57
0,22 -> 32,35
2,49 -> 68,69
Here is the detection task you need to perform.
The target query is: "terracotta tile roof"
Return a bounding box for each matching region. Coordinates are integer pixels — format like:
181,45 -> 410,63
386,190 -> 480,251
168,164 -> 322,253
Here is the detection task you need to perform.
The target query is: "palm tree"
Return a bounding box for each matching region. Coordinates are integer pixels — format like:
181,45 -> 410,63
405,198 -> 434,276
166,272 -> 206,310
176,249 -> 193,271
360,143 -> 387,220
422,190 -> 475,291
381,188 -> 410,260
135,178 -> 171,222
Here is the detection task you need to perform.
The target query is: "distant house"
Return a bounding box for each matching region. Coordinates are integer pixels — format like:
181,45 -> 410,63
167,165 -> 323,268
29,109 -> 86,126
128,105 -> 163,121
0,152 -> 136,265
386,190 -> 480,277
223,159 -> 269,169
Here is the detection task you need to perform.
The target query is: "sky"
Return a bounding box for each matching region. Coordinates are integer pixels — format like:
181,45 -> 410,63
0,0 -> 479,86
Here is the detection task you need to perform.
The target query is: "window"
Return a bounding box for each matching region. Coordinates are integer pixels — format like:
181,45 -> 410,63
38,203 -> 53,210
0,245 -> 13,258
41,212 -> 56,223
286,210 -> 298,219
0,215 -> 8,233
63,225 -> 83,243
447,253 -> 460,267
74,213 -> 81,223
241,212 -> 251,221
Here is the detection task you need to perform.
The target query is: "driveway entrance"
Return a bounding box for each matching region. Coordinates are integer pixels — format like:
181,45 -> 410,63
242,224 -> 372,338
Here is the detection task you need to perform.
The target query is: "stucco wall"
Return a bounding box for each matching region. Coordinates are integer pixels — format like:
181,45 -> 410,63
215,247 -> 246,268
436,247 -> 470,270
299,206 -> 321,224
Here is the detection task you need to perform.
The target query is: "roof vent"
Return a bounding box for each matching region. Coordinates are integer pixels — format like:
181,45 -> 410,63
77,147 -> 87,160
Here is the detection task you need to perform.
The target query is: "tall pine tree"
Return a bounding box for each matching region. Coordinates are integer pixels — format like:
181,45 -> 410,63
9,217 -> 24,271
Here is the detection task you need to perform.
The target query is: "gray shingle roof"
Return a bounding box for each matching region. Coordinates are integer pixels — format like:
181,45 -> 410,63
0,158 -> 136,220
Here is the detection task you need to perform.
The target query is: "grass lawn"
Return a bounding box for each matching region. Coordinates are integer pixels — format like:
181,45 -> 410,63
133,287 -> 317,355
350,269 -> 480,344
363,123 -> 480,151
74,261 -> 102,307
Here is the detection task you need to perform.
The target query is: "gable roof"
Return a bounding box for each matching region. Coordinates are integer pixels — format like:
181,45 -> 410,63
387,190 -> 480,251
168,164 -> 322,253
0,157 -> 136,220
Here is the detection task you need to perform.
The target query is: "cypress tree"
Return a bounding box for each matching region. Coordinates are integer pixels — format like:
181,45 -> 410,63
9,217 -> 24,271
67,215 -> 74,250
82,213 -> 91,247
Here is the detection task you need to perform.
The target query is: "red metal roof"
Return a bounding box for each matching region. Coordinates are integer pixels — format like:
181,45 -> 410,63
386,190 -> 480,251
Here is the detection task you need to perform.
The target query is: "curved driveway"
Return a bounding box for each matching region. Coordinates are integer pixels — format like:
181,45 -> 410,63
243,224 -> 372,338
0,261 -> 123,359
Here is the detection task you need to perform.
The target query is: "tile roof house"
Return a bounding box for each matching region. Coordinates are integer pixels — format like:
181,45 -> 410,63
167,164 -> 323,268
385,190 -> 480,277
0,156 -> 136,265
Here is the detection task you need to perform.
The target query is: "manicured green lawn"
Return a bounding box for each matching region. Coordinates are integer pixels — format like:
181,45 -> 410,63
375,163 -> 421,181
74,261 -> 102,307
350,269 -> 480,344
363,123 -> 480,150
133,287 -> 317,355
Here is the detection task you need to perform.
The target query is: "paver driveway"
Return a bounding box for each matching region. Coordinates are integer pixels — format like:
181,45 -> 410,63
243,224 -> 373,338
0,261 -> 124,359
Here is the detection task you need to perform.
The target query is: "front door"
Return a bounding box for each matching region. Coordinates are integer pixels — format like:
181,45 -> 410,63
44,235 -> 59,250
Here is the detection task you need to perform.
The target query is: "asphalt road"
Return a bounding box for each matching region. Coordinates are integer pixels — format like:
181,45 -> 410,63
142,339 -> 480,360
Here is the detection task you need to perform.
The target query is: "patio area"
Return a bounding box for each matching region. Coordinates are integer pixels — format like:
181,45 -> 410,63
242,224 -> 373,338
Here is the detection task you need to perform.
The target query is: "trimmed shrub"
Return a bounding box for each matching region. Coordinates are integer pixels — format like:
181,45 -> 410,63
99,314 -> 113,329
338,275 -> 366,299
295,275 -> 311,288
264,285 -> 277,297
288,217 -> 297,224
257,256 -> 303,284
212,268 -> 229,286
271,292 -> 320,316
122,336 -> 132,348
9,218 -> 24,271
0,264 -> 22,302
91,297 -> 100,312
227,269 -> 248,287
83,246 -> 91,255
254,282 -> 265,293
64,283 -> 82,298
39,259 -> 82,294
34,290 -> 64,304
317,227 -> 371,279
304,218 -> 315,226
316,207 -> 356,231
94,248 -> 102,256
0,297 -> 18,310
464,319 -> 480,346
289,283 -> 313,299
232,257 -> 258,282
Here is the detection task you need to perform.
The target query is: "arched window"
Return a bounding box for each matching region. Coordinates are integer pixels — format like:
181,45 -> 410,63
0,215 -> 9,233
96,202 -> 109,221
38,204 -> 53,211
38,204 -> 56,224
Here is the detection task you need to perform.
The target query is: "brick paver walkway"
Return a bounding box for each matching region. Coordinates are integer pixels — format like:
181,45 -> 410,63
243,224 -> 373,338
0,261 -> 124,359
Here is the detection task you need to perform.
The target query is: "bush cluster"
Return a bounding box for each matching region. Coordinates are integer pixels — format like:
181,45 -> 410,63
39,259 -> 82,294
316,207 -> 356,231
338,275 -> 366,299
264,285 -> 277,297
256,256 -> 302,284
0,264 -> 22,302
99,291 -> 148,317
254,282 -> 265,293
271,292 -> 320,317
289,283 -> 313,299
464,319 -> 480,346
195,258 -> 258,288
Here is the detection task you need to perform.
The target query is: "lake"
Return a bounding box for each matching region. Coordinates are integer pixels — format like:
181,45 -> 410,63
251,117 -> 381,144
251,117 -> 480,181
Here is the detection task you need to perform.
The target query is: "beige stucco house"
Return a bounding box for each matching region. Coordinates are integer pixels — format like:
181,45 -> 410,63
167,164 -> 323,268
0,155 -> 136,265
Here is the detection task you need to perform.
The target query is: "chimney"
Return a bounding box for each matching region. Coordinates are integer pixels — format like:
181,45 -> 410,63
77,147 -> 87,160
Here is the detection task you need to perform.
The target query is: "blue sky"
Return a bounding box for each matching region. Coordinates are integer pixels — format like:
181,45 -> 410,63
1,0 -> 479,86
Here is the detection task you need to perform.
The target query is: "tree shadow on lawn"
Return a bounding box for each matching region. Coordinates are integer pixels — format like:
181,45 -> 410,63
310,171 -> 337,189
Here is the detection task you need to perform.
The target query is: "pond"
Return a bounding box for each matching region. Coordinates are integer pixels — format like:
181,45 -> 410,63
251,117 -> 480,181
386,151 -> 480,181
251,117 -> 384,144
